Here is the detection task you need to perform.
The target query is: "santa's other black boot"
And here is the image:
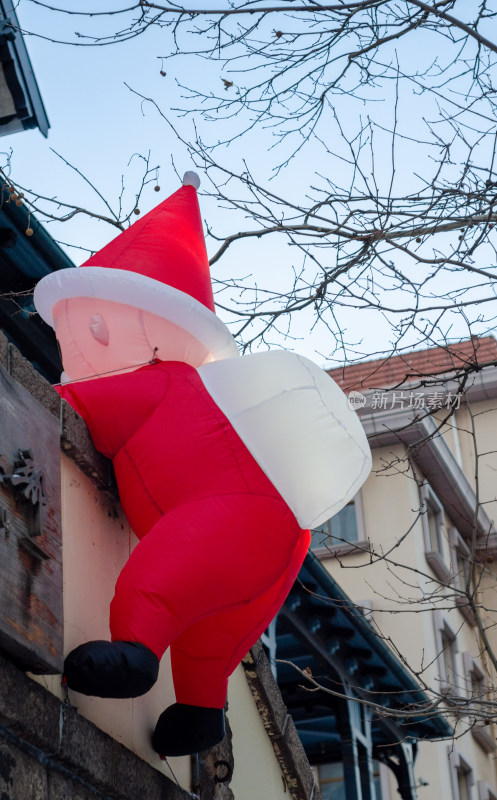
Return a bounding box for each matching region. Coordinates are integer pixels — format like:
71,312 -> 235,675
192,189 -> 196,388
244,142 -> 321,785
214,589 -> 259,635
152,703 -> 225,756
64,640 -> 159,698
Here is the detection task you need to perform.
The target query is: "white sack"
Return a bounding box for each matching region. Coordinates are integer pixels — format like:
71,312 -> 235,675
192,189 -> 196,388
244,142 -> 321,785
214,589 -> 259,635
198,351 -> 371,529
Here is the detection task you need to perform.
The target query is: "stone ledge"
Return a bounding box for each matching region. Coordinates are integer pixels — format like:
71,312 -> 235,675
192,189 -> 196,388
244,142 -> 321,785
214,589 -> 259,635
60,398 -> 116,499
7,340 -> 60,418
0,330 -> 117,499
242,641 -> 321,800
0,653 -> 190,800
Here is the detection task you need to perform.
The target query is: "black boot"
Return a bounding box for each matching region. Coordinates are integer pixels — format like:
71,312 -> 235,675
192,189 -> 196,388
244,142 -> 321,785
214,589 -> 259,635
152,703 -> 225,756
64,640 -> 159,698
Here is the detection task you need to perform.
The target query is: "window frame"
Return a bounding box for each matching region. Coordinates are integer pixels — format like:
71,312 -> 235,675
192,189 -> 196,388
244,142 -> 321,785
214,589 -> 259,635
315,758 -> 386,800
448,749 -> 475,800
310,492 -> 367,558
421,483 -> 452,582
449,527 -> 476,626
433,612 -> 460,696
462,652 -> 496,754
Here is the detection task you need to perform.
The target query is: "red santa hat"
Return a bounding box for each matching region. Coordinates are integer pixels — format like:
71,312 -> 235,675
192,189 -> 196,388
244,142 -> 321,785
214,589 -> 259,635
34,172 -> 238,362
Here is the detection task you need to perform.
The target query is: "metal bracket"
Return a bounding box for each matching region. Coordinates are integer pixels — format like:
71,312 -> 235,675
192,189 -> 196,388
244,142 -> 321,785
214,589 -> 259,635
0,19 -> 16,45
19,535 -> 50,561
214,760 -> 233,784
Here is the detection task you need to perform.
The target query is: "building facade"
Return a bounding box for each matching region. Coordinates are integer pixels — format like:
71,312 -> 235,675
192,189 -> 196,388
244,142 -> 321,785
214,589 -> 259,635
277,338 -> 497,800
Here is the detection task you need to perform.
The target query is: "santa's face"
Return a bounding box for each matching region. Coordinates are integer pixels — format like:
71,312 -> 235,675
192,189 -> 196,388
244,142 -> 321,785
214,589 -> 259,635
53,297 -> 209,382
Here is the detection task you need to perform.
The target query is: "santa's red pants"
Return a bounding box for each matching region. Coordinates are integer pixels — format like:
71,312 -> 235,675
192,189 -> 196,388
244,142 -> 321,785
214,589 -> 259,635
109,493 -> 310,708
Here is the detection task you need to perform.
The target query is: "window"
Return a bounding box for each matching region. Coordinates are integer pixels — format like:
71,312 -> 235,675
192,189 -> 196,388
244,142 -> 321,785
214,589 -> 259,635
310,495 -> 365,556
457,766 -> 472,800
421,484 -> 451,582
441,629 -> 457,690
317,759 -> 383,800
453,539 -> 471,590
463,653 -> 485,705
462,653 -> 496,754
421,483 -> 444,553
427,504 -> 442,552
317,762 -> 345,800
449,528 -> 476,626
312,502 -> 357,547
449,750 -> 474,800
434,613 -> 459,695
470,669 -> 485,701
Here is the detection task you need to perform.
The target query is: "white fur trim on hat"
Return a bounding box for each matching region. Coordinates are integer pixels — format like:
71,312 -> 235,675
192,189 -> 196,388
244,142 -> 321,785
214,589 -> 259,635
34,266 -> 239,362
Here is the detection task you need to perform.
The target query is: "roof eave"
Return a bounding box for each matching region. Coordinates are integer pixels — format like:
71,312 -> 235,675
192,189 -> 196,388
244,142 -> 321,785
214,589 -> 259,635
0,0 -> 50,137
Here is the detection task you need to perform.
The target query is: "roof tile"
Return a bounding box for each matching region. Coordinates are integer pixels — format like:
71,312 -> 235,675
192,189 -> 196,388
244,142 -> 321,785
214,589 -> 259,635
327,336 -> 497,392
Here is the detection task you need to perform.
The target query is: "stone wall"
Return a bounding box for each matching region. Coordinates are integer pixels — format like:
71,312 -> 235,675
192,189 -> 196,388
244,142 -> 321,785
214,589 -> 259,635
0,651 -> 189,800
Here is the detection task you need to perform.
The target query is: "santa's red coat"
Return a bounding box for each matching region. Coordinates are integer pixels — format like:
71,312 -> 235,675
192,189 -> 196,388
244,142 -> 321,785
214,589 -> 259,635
58,360 -> 310,708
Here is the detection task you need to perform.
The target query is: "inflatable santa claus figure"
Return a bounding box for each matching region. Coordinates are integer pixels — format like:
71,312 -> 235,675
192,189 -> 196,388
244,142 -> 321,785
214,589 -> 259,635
34,172 -> 371,757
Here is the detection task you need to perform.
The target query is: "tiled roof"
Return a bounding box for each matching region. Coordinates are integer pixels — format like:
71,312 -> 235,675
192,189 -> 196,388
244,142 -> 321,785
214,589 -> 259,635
327,336 -> 497,392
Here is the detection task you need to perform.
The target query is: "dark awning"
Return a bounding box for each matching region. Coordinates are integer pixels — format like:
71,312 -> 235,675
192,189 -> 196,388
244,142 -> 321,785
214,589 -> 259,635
277,552 -> 452,764
0,190 -> 74,380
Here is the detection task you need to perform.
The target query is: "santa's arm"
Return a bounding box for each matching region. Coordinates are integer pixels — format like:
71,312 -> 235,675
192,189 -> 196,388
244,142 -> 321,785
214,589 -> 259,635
56,383 -> 90,419
55,380 -> 115,459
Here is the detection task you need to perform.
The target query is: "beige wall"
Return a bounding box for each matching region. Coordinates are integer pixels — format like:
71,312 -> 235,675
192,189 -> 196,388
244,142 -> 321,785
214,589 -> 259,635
229,665 -> 290,800
455,400 -> 497,527
478,566 -> 497,667
324,446 -> 442,681
322,435 -> 497,797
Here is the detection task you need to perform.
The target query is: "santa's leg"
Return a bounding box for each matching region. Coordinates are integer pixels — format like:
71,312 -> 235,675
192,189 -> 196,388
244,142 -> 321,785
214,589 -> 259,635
64,494 -> 304,700
152,527 -> 310,756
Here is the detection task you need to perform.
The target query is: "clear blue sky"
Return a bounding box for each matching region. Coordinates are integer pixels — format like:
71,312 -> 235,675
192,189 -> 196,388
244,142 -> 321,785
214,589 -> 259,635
6,1 -> 496,366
